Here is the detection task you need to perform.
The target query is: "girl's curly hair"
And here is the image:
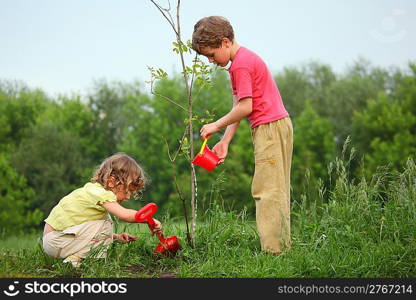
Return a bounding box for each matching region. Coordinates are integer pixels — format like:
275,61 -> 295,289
91,153 -> 146,197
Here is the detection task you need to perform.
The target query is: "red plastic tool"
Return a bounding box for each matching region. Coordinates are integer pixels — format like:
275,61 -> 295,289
192,139 -> 220,172
135,203 -> 181,256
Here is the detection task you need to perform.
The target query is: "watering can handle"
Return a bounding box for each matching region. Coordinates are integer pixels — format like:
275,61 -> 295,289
199,138 -> 208,155
134,202 -> 164,240
148,221 -> 164,240
134,203 -> 158,223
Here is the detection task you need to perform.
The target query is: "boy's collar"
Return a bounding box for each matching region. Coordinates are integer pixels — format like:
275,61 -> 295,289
227,46 -> 243,70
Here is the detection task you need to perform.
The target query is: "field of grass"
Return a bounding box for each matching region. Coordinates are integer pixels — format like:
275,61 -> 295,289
1,159 -> 415,278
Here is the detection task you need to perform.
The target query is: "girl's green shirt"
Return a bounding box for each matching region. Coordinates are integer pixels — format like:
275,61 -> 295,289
44,182 -> 117,231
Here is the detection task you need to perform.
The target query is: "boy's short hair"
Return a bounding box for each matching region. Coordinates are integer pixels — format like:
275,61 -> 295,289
192,16 -> 234,54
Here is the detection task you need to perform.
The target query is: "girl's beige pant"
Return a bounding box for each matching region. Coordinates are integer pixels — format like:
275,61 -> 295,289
42,220 -> 113,259
251,117 -> 293,255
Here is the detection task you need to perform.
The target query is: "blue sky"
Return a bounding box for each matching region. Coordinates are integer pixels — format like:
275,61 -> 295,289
1,0 -> 415,97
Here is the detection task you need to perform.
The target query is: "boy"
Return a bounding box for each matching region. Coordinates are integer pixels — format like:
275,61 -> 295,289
192,16 -> 293,255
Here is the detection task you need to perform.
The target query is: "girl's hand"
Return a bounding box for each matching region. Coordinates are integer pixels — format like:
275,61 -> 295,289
151,219 -> 163,235
114,232 -> 137,243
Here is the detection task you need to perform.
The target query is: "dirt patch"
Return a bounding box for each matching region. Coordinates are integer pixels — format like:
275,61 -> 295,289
158,272 -> 176,278
124,265 -> 176,278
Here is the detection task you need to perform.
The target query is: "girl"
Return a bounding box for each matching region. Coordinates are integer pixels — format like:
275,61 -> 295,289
42,152 -> 162,267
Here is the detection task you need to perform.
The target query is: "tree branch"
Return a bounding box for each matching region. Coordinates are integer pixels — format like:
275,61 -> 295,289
163,124 -> 189,162
150,0 -> 179,36
173,170 -> 193,248
149,78 -> 189,112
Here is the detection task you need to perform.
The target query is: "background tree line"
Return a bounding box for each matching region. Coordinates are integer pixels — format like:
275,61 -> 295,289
1,59 -> 415,234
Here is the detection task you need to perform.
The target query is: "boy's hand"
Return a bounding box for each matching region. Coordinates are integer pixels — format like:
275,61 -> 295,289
114,233 -> 137,243
151,219 -> 163,235
200,122 -> 220,140
212,141 -> 229,165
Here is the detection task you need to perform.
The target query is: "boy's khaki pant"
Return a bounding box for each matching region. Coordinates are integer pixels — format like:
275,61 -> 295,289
42,220 -> 113,260
251,117 -> 293,254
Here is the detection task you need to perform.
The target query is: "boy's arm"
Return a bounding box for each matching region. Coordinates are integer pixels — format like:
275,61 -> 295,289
221,95 -> 241,143
200,97 -> 252,139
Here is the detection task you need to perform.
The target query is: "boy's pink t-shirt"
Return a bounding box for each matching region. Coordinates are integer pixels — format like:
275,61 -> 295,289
228,46 -> 288,128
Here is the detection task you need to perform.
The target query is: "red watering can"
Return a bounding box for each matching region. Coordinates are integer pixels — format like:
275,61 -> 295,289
192,138 -> 220,172
135,203 -> 181,256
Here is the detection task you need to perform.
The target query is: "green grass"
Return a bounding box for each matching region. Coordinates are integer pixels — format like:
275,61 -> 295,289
1,159 -> 415,278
